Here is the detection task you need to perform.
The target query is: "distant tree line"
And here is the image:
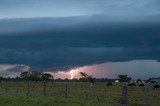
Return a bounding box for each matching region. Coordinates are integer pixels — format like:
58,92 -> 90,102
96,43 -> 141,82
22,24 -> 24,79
19,71 -> 53,81
0,71 -> 117,83
0,71 -> 53,82
0,71 -> 157,83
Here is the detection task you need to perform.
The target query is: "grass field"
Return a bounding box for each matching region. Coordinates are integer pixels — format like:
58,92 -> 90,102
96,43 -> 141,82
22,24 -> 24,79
0,81 -> 160,106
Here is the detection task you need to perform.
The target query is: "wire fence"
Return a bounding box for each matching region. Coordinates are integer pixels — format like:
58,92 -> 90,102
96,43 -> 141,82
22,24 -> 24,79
0,80 -> 160,106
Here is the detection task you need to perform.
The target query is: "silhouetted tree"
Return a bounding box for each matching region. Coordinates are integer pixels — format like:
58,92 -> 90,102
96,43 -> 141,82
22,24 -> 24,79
30,71 -> 42,81
118,75 -> 132,83
41,73 -> 53,81
0,76 -> 3,83
19,71 -> 53,81
20,71 -> 31,80
79,72 -> 94,84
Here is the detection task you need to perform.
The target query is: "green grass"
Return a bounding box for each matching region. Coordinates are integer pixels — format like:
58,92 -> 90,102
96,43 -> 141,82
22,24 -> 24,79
0,81 -> 159,106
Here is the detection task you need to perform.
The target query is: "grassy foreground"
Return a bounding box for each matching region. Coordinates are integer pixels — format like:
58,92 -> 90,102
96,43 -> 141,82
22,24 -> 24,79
0,93 -> 125,106
0,82 -> 159,106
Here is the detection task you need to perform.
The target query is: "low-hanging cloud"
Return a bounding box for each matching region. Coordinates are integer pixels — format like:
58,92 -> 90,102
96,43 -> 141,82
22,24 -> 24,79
0,18 -> 160,72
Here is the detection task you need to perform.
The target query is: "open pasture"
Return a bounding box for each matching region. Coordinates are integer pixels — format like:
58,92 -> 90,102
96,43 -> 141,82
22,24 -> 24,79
0,81 -> 160,106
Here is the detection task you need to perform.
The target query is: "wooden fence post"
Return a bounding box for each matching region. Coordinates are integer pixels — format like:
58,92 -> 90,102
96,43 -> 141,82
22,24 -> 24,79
27,81 -> 30,94
43,81 -> 46,96
121,82 -> 128,104
144,84 -> 148,106
89,83 -> 93,97
89,82 -> 94,100
65,82 -> 68,98
4,78 -> 7,93
16,80 -> 19,93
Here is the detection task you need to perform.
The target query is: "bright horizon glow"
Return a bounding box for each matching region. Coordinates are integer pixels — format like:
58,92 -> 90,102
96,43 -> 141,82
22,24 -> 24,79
48,60 -> 160,80
0,60 -> 160,79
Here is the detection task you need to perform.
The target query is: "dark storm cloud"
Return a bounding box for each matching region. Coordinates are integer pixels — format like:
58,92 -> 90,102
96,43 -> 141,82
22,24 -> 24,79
0,17 -> 160,72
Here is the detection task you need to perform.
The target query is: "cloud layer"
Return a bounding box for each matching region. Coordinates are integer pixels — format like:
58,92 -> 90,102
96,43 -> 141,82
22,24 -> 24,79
0,0 -> 160,18
0,17 -> 160,72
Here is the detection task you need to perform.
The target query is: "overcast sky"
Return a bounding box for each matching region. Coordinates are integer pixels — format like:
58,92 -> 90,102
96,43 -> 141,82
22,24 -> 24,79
0,0 -> 160,78
0,0 -> 160,19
